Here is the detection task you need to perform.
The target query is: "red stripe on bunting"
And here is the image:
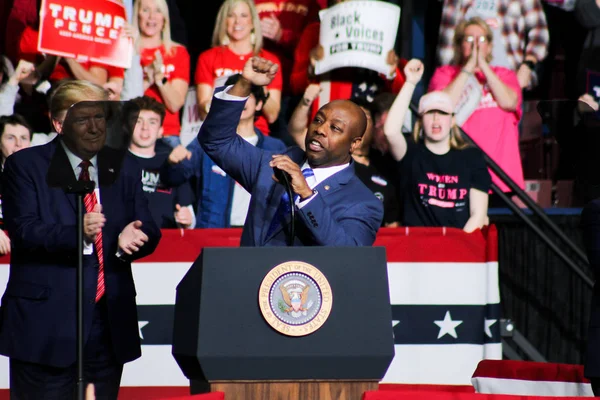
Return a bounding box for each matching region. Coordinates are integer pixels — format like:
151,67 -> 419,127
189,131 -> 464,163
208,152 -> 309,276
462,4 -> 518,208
0,226 -> 498,264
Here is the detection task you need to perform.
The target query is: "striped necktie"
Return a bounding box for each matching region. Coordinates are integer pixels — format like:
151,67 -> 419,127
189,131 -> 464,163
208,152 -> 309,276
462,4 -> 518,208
79,161 -> 105,302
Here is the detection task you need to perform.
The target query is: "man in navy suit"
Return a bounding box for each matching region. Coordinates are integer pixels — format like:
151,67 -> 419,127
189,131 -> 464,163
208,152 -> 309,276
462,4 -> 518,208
197,57 -> 383,246
0,80 -> 161,399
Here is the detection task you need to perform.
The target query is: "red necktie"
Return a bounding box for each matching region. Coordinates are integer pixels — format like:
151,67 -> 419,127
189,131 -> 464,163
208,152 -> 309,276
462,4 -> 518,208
79,161 -> 105,302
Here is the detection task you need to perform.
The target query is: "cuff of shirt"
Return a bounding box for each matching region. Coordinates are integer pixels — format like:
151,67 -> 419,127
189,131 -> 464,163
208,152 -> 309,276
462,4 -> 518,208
214,85 -> 249,101
295,190 -> 318,209
83,240 -> 93,255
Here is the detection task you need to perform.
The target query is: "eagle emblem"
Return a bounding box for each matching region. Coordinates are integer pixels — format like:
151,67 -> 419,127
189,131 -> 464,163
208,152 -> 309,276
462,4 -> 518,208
279,280 -> 314,318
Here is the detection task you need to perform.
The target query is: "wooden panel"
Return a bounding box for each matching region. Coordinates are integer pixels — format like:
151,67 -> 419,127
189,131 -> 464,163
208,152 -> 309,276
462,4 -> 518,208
211,381 -> 378,400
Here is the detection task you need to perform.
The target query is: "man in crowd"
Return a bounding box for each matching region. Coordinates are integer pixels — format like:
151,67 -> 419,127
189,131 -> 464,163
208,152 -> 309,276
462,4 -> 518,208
164,74 -> 286,228
128,96 -> 196,229
196,57 -> 382,246
0,80 -> 161,398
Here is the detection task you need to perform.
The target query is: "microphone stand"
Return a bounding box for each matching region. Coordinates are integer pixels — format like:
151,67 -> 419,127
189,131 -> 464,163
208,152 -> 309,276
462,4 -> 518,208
275,169 -> 295,246
66,181 -> 96,400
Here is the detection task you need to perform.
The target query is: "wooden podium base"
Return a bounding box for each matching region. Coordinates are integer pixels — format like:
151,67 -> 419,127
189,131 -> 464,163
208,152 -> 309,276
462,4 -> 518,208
210,380 -> 378,400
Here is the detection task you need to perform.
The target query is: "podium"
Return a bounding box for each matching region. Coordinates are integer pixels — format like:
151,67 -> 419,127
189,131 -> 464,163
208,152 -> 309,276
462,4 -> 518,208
172,247 -> 394,400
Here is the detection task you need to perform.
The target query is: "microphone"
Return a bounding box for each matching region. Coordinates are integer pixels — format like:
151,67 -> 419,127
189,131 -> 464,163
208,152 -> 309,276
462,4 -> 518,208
274,166 -> 291,184
273,167 -> 295,246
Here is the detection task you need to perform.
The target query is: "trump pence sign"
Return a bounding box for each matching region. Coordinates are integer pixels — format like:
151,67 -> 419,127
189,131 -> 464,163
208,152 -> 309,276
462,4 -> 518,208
38,0 -> 132,69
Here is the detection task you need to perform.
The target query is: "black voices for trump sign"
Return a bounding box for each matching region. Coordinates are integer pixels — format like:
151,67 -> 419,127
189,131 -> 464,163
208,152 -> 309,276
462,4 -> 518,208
315,1 -> 401,78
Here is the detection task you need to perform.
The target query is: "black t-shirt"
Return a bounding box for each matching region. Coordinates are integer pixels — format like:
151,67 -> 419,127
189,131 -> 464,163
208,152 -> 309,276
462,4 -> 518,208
399,141 -> 491,229
354,162 -> 400,226
131,151 -> 195,228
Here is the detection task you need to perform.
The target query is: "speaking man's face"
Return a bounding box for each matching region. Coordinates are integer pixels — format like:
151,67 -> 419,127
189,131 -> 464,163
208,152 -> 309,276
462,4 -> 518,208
305,100 -> 363,168
61,103 -> 107,160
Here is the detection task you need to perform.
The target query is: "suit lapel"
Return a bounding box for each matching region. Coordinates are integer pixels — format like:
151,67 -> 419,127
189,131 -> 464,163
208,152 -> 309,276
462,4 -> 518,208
46,139 -> 78,212
313,162 -> 355,198
97,148 -> 122,217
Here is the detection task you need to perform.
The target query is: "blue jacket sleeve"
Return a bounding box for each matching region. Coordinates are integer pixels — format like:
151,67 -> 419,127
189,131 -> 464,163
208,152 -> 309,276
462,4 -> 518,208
297,194 -> 383,246
198,94 -> 267,193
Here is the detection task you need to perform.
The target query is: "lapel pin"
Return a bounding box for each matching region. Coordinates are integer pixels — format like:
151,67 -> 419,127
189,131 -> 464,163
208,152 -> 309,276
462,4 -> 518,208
324,185 -> 330,191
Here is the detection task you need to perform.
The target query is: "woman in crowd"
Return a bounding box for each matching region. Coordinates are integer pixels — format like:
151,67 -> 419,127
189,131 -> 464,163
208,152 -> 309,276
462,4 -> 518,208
195,0 -> 282,134
429,17 -> 523,198
384,59 -> 490,232
0,114 -> 33,254
134,0 -> 190,146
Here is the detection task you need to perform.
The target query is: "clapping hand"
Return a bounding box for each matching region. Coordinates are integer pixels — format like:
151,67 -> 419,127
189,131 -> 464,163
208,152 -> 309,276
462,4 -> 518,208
464,41 -> 478,74
118,221 -> 148,255
168,145 -> 192,164
260,14 -> 283,42
404,59 -> 424,85
0,230 -> 11,255
84,204 -> 105,243
174,204 -> 193,228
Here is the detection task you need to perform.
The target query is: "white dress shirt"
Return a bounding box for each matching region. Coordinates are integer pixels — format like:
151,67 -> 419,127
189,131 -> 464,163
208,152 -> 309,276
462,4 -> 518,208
60,141 -> 99,255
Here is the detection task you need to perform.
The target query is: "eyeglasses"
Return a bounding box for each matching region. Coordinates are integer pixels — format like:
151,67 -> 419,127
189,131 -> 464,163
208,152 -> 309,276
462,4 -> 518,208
464,35 -> 488,43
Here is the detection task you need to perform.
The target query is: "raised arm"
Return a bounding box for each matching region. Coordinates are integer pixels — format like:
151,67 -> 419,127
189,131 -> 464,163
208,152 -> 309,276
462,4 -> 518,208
383,59 -> 423,161
288,83 -> 321,149
199,57 -> 279,192
478,52 -> 518,112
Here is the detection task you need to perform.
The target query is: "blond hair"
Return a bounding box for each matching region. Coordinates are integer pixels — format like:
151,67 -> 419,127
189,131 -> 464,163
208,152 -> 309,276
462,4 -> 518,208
412,119 -> 469,151
452,17 -> 494,66
133,0 -> 178,55
212,0 -> 263,54
49,80 -> 108,118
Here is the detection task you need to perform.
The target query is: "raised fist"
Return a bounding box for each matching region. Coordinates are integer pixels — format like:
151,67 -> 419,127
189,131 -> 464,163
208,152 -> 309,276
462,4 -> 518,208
242,57 -> 279,87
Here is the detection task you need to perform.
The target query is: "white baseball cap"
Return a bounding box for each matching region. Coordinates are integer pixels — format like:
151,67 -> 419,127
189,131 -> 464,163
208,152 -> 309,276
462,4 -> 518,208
418,91 -> 454,115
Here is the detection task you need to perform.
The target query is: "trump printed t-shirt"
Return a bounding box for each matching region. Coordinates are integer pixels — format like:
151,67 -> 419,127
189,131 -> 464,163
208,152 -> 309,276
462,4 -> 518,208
399,141 -> 491,228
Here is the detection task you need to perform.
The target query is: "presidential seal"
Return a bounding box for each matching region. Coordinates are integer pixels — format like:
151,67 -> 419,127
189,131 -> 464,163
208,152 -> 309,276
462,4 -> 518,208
258,261 -> 333,337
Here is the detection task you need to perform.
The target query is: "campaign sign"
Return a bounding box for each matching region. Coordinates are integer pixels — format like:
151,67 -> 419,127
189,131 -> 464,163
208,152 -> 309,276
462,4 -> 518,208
38,0 -> 132,68
314,1 -> 400,78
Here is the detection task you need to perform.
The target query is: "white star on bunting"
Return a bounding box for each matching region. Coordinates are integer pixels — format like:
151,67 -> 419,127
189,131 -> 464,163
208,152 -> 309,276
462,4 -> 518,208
484,319 -> 497,338
434,311 -> 463,339
138,321 -> 149,339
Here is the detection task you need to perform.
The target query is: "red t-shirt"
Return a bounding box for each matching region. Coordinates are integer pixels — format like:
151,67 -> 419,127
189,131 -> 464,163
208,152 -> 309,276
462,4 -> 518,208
140,44 -> 190,136
195,46 -> 282,134
255,0 -> 321,93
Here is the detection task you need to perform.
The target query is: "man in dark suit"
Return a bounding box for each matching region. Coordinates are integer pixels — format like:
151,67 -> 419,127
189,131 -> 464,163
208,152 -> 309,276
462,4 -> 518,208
0,80 -> 161,399
198,57 -> 383,246
582,199 -> 600,395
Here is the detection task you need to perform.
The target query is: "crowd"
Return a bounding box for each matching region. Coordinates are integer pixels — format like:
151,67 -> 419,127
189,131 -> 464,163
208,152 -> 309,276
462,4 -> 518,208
0,0 -> 598,249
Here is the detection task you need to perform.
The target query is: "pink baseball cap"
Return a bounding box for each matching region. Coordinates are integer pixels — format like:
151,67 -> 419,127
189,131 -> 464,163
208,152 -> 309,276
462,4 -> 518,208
418,91 -> 454,115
